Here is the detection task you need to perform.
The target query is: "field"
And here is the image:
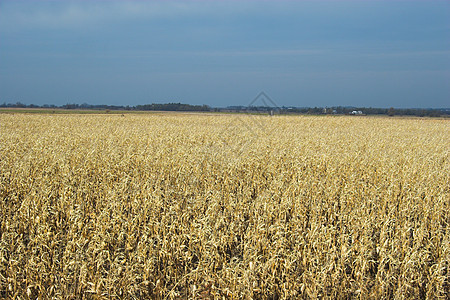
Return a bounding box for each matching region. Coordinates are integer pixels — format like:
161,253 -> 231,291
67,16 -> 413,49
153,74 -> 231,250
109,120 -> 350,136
0,113 -> 448,299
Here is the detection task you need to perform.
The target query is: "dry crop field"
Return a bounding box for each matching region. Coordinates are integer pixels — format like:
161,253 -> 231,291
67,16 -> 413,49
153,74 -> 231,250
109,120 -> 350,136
0,113 -> 448,299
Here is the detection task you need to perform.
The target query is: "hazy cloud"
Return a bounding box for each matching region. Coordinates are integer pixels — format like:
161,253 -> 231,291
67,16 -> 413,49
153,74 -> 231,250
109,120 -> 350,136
0,1 -> 223,31
0,0 -> 449,107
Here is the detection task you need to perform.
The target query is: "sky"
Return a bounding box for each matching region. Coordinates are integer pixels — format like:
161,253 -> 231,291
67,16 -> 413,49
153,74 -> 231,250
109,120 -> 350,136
0,0 -> 449,108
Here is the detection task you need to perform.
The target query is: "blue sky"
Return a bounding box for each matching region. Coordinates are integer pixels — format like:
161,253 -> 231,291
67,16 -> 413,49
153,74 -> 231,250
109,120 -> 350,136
0,0 -> 449,108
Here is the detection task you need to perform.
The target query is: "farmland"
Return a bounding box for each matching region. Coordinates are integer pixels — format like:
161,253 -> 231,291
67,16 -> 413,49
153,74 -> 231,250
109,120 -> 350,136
0,113 -> 448,299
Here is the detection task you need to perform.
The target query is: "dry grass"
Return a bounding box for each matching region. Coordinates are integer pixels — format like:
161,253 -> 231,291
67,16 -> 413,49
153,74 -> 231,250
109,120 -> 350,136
0,113 -> 448,299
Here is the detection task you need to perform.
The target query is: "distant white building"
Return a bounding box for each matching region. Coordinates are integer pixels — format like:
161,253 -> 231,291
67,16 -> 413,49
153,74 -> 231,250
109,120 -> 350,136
351,110 -> 363,115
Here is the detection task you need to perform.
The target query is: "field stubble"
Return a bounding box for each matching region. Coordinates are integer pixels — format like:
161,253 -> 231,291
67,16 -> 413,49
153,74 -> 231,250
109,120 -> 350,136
0,114 -> 449,299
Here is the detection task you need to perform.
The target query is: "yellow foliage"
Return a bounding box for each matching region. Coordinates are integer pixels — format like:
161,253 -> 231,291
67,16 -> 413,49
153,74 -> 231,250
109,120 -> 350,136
0,113 -> 448,299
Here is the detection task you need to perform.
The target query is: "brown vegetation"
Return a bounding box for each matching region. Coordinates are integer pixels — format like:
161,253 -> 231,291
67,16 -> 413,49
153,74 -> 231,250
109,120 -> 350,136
0,114 -> 448,299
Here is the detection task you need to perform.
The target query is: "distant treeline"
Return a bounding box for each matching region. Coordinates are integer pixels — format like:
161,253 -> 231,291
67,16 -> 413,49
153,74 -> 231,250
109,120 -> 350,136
1,102 -> 448,117
277,106 -> 446,117
135,103 -> 210,111
0,102 -> 210,112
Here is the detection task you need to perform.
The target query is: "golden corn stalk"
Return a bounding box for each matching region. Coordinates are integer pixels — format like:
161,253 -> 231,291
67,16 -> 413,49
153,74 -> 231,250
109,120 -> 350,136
0,113 -> 448,299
